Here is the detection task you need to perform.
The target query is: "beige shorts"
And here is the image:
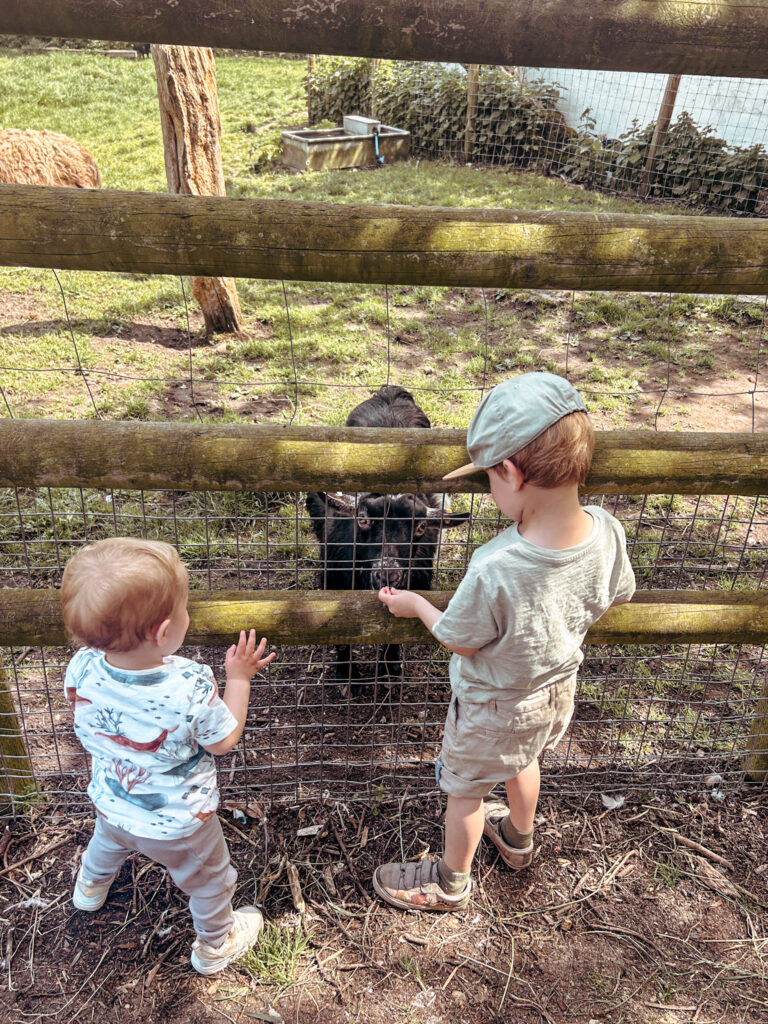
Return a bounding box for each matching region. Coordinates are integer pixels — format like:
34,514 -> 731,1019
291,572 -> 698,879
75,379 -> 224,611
436,677 -> 576,799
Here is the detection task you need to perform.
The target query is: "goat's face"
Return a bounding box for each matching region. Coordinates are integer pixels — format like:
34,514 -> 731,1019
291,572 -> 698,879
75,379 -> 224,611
351,494 -> 469,590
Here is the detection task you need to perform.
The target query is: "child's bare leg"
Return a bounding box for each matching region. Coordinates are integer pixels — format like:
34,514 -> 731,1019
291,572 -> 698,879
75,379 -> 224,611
505,757 -> 540,836
443,795 -> 485,874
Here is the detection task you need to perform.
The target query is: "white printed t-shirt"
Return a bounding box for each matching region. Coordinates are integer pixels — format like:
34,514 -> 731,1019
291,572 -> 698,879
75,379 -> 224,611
65,647 -> 238,838
432,505 -> 636,703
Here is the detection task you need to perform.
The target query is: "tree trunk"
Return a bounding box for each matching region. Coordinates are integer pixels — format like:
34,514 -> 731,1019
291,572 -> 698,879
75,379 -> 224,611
151,43 -> 243,335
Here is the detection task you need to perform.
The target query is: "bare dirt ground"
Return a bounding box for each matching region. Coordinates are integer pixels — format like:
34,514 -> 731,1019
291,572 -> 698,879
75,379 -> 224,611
1,790 -> 767,1024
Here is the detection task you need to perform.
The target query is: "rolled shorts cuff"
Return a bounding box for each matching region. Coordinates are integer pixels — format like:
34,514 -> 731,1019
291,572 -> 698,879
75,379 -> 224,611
436,757 -> 502,799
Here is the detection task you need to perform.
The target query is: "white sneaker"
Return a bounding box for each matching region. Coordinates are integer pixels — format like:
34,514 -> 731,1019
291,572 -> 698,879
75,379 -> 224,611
72,865 -> 118,911
190,906 -> 264,976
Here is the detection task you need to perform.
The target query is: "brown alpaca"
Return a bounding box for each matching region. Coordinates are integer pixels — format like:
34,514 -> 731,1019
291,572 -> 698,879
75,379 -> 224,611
0,128 -> 101,188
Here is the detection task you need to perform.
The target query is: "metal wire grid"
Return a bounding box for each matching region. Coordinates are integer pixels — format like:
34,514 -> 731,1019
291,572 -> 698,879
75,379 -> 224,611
1,210 -> 767,813
311,59 -> 768,215
1,482 -> 766,810
1,631 -> 765,809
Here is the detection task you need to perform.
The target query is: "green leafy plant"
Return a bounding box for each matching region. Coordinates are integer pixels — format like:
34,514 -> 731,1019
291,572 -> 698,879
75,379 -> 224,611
307,59 -> 572,168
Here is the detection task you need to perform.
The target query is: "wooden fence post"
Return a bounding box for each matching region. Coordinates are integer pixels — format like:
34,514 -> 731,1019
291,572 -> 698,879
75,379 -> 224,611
464,64 -> 480,163
369,58 -> 379,119
0,652 -> 35,803
639,73 -> 682,199
307,54 -> 317,124
743,679 -> 768,784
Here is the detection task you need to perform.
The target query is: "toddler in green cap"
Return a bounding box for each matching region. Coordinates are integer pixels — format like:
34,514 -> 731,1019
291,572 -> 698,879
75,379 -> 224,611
373,373 -> 635,910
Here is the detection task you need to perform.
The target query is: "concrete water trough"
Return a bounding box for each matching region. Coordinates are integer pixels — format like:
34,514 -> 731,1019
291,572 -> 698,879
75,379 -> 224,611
282,115 -> 410,172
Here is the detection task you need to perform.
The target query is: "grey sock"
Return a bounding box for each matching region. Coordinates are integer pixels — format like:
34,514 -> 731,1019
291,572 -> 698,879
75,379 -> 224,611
436,857 -> 470,895
500,814 -> 533,849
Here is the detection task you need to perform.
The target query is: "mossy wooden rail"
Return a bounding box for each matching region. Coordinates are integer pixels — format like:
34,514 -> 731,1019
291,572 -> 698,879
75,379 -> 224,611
2,589 -> 767,651
3,0 -> 768,77
1,185 -> 767,295
3,589 -> 768,781
1,421 -> 768,496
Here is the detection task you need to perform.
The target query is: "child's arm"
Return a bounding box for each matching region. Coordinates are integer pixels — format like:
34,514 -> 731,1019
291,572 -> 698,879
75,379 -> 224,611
203,630 -> 276,755
378,586 -> 479,657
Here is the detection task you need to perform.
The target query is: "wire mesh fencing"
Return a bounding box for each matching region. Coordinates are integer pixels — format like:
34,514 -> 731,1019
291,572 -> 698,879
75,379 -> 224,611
307,59 -> 768,216
1,55 -> 768,811
1,380 -> 766,814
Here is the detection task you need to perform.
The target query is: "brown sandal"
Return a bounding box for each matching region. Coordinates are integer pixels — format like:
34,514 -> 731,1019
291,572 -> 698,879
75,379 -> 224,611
482,802 -> 534,870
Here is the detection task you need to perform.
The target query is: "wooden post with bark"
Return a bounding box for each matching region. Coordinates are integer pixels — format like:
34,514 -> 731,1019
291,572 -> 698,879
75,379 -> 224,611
3,184 -> 768,295
307,54 -> 317,124
639,73 -> 682,199
464,64 -> 480,163
1,420 -> 767,497
4,1 -> 768,78
0,653 -> 34,803
151,43 -> 243,335
743,679 -> 768,784
1,589 -> 767,650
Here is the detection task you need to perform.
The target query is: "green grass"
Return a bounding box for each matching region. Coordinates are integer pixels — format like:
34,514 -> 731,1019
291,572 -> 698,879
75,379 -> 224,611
238,923 -> 312,994
5,51 -> 763,431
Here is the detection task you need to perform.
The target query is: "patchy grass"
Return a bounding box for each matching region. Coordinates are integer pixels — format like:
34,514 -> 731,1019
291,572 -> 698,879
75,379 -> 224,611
238,922 -> 313,995
4,52 -> 765,433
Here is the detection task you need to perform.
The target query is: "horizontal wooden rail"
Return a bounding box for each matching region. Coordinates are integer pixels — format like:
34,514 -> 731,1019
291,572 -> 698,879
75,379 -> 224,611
1,589 -> 767,648
1,421 -> 768,495
2,1 -> 768,78
1,185 -> 767,294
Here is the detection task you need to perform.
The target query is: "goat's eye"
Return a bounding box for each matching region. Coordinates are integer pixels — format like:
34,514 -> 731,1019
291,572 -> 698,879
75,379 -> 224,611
415,520 -> 428,536
357,516 -> 370,531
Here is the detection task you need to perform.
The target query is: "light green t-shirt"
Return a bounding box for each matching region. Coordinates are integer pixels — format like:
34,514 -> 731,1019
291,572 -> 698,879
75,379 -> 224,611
432,505 -> 636,703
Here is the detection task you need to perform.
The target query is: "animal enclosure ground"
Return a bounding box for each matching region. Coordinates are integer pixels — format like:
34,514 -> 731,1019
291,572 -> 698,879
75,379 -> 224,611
1,791 -> 766,1024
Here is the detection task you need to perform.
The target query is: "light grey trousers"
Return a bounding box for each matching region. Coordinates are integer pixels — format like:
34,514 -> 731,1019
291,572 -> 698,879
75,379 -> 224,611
81,814 -> 237,947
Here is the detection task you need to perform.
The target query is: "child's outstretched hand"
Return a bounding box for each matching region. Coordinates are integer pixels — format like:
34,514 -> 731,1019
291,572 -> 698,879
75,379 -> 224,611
378,586 -> 420,618
225,629 -> 276,681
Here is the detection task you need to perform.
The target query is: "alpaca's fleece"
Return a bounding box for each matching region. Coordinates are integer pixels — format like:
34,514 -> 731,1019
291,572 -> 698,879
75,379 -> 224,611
0,128 -> 101,188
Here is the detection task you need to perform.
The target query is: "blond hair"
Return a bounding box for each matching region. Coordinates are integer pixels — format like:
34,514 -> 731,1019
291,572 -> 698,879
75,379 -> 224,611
503,410 -> 594,488
61,538 -> 188,652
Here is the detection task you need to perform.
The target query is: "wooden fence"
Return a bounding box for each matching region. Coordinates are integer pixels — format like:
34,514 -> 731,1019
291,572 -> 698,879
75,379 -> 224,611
2,1 -> 768,76
1,2 -> 767,793
0,185 -> 767,294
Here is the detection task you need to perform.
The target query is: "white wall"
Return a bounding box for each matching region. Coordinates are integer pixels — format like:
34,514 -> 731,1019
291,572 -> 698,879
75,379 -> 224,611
520,69 -> 768,149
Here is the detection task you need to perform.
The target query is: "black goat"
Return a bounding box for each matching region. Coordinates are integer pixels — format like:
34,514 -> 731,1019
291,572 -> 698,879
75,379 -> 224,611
132,43 -> 151,58
306,385 -> 469,686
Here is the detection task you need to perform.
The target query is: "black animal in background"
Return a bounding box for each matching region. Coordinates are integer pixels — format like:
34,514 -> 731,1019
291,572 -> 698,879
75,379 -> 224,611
132,43 -> 151,58
306,385 -> 469,687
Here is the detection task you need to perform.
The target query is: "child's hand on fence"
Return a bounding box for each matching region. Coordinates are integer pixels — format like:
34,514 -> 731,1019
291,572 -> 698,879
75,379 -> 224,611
378,586 -> 420,618
225,629 -> 276,682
